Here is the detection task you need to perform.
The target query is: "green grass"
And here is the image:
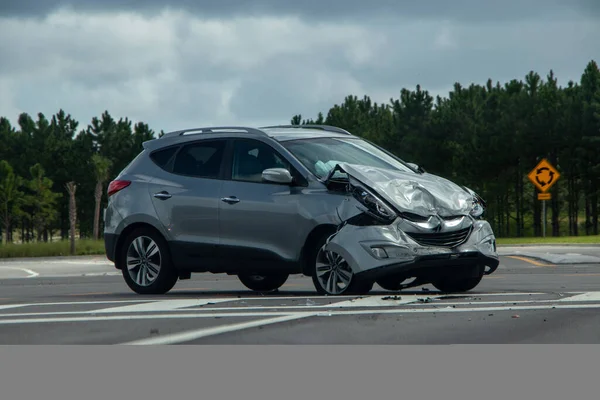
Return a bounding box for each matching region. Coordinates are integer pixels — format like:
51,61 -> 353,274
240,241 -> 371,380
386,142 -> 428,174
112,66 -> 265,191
496,235 -> 600,245
0,239 -> 106,259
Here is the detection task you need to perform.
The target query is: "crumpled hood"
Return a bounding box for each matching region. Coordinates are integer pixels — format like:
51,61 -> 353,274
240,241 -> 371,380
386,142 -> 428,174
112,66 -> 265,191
328,163 -> 475,218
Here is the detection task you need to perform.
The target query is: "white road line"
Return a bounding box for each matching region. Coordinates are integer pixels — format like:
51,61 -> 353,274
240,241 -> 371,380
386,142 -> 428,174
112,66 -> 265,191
122,313 -> 320,345
181,298 -> 577,311
0,299 -> 570,318
0,312 -> 296,325
0,299 -> 155,311
1,303 -> 600,328
92,299 -> 234,313
0,304 -> 28,311
436,292 -> 545,297
321,295 -> 437,307
326,303 -> 600,315
0,267 -> 39,278
557,292 -> 600,302
0,292 -> 590,314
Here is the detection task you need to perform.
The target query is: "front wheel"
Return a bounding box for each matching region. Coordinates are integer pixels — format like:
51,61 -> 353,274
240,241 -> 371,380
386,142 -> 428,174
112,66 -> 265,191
431,265 -> 485,293
238,273 -> 289,292
119,228 -> 179,295
310,233 -> 373,296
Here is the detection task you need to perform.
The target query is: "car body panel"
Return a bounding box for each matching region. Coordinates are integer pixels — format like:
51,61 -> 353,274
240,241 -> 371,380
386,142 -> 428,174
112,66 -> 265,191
325,162 -> 475,217
218,180 -> 345,272
147,173 -> 223,264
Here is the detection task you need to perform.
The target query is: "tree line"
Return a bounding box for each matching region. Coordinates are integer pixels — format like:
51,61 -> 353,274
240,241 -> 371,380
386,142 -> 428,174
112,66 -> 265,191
0,59 -> 599,244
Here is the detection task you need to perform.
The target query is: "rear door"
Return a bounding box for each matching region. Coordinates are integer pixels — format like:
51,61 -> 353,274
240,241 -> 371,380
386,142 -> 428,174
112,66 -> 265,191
147,138 -> 228,270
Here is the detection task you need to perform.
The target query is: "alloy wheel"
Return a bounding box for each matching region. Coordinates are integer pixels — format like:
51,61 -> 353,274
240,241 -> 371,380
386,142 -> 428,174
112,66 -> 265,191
315,247 -> 354,295
126,236 -> 162,287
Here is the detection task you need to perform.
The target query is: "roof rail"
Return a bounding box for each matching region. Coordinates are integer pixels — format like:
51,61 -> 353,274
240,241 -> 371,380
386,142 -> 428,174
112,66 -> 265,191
259,124 -> 352,135
160,126 -> 268,139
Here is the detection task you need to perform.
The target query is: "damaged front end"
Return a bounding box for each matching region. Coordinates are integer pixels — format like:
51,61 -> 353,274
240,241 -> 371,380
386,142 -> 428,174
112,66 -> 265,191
322,163 -> 499,292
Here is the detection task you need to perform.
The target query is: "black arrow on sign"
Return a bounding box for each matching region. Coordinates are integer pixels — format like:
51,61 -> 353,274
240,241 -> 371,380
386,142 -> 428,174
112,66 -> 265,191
535,167 -> 555,187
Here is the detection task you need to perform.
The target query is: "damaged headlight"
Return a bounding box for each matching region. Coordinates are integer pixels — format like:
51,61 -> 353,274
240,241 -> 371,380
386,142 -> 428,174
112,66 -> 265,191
463,186 -> 486,219
351,184 -> 397,223
471,200 -> 484,218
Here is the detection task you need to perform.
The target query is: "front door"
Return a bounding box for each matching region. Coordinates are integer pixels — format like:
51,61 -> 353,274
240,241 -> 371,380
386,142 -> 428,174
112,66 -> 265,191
218,138 -> 307,273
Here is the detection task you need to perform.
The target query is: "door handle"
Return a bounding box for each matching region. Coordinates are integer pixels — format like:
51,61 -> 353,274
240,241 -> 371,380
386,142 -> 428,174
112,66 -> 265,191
221,196 -> 240,204
153,191 -> 172,200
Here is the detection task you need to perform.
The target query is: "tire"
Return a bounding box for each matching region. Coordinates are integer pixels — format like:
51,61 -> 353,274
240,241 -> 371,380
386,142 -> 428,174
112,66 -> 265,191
238,273 -> 289,292
431,265 -> 485,293
309,232 -> 373,296
119,227 -> 179,295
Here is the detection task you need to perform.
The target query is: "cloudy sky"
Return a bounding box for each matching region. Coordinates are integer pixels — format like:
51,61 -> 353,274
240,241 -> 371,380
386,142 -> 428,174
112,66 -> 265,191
1,0 -> 599,134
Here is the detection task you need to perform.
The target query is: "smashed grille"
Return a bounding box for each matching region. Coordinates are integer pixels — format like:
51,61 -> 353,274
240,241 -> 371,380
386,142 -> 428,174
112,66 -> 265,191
405,227 -> 472,248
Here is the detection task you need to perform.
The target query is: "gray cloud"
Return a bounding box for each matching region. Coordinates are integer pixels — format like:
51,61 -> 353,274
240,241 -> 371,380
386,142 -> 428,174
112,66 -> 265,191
0,1 -> 598,135
1,0 -> 596,23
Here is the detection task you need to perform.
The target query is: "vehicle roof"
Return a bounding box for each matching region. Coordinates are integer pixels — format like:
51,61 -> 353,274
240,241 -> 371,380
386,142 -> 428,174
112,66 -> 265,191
142,125 -> 358,151
261,127 -> 355,142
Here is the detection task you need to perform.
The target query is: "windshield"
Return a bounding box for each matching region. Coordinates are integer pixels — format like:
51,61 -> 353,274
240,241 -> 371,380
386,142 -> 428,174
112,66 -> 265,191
281,137 -> 416,179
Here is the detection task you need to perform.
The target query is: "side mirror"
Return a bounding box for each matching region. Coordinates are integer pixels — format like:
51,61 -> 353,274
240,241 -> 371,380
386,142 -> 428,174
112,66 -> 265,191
407,162 -> 426,173
262,168 -> 293,184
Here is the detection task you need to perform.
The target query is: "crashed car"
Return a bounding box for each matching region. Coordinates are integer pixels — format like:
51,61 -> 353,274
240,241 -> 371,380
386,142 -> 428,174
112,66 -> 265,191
103,124 -> 499,296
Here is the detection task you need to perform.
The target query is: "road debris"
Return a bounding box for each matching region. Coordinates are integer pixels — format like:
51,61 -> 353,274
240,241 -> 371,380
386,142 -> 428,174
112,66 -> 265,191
512,315 -> 520,319
417,297 -> 434,303
382,295 -> 402,301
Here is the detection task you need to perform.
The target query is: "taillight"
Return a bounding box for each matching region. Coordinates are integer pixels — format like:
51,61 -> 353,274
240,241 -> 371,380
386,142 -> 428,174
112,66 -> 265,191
107,180 -> 131,197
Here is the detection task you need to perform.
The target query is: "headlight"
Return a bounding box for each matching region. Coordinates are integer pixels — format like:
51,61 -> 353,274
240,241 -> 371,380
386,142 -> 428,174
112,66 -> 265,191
351,184 -> 397,223
470,200 -> 484,218
463,186 -> 486,218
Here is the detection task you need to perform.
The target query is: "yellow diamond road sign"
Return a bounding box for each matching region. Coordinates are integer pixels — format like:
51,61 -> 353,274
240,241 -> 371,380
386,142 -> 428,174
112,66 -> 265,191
528,158 -> 560,193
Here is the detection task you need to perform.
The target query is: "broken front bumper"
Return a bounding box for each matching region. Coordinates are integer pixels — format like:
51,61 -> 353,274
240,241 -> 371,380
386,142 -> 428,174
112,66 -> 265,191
323,218 -> 499,281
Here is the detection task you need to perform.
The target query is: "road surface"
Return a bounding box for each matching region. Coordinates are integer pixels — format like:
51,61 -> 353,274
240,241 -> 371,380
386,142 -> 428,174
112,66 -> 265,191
1,245 -> 599,344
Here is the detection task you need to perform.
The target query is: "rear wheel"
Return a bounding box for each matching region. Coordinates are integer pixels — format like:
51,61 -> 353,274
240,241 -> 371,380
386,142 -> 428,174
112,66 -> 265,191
431,265 -> 485,293
238,273 -> 289,292
119,227 -> 179,295
310,233 -> 373,296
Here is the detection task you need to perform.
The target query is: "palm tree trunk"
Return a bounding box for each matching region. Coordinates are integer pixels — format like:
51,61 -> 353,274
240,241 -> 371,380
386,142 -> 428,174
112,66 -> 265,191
66,182 -> 77,255
93,181 -> 102,240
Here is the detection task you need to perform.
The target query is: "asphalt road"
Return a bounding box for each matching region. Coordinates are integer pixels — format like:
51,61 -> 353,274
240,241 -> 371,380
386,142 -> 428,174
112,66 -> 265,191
1,246 -> 600,344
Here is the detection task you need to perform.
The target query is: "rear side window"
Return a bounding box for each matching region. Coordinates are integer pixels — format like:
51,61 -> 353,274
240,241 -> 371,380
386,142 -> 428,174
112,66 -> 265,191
150,146 -> 179,170
172,140 -> 226,179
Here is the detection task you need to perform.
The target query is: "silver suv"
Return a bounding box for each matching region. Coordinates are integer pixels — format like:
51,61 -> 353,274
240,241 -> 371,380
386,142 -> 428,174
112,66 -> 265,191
103,125 -> 499,296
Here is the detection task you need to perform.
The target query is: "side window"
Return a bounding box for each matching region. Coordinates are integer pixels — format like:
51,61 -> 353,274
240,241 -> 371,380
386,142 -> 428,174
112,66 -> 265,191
150,146 -> 179,170
172,140 -> 226,179
232,140 -> 290,183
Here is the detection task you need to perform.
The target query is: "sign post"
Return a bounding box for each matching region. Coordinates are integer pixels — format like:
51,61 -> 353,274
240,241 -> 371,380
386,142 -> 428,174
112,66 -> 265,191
527,159 -> 560,238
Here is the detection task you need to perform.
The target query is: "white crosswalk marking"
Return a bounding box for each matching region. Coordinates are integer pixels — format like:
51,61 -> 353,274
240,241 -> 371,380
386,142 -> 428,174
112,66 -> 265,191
2,291 -> 600,345
92,298 -> 233,313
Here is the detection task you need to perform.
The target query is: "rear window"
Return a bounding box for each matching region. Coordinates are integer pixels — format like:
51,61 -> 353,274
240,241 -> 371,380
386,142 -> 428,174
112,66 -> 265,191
150,146 -> 179,170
